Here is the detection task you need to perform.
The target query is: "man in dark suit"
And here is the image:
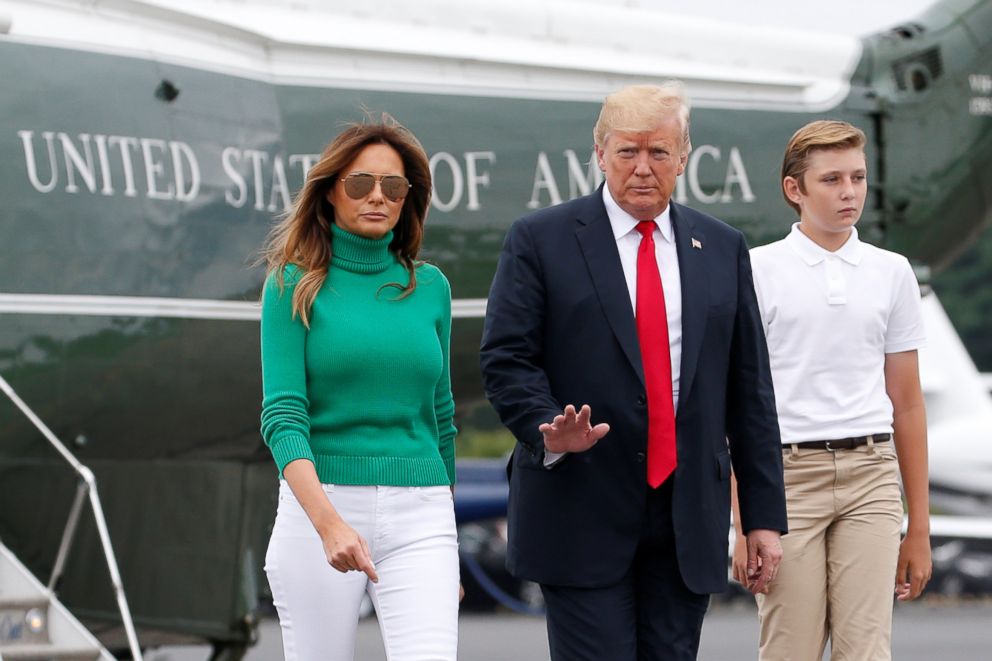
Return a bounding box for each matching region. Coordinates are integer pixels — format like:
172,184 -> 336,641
480,83 -> 788,660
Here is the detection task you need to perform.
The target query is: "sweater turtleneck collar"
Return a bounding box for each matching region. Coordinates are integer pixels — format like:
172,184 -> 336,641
330,223 -> 395,274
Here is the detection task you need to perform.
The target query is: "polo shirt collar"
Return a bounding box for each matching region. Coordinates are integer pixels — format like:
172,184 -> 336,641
602,185 -> 674,244
786,223 -> 863,266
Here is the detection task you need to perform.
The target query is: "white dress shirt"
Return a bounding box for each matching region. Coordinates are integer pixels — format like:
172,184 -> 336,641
544,187 -> 683,466
602,186 -> 683,410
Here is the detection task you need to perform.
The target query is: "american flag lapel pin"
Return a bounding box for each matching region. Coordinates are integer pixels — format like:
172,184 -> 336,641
691,237 -> 702,250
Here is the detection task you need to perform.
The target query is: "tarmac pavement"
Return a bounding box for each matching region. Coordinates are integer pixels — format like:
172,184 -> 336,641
146,600 -> 992,660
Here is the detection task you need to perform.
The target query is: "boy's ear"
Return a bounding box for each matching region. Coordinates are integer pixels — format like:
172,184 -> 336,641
783,176 -> 802,204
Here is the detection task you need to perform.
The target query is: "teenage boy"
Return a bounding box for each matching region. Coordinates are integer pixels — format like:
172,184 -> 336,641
732,120 -> 932,661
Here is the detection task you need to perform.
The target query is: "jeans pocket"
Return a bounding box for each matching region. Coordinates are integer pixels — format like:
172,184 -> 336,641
416,486 -> 453,502
273,487 -> 310,533
277,480 -> 295,503
872,443 -> 898,461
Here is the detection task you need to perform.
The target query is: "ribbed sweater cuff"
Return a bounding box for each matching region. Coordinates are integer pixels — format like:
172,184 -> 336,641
272,434 -> 315,475
443,454 -> 457,485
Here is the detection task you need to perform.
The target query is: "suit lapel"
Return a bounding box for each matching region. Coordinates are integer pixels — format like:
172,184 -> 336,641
575,193 -> 645,385
671,203 -> 708,416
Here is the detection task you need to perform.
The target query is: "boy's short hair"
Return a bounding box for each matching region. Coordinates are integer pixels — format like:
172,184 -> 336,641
781,120 -> 867,214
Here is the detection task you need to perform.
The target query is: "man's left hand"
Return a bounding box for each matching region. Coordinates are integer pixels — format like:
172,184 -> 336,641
745,528 -> 783,595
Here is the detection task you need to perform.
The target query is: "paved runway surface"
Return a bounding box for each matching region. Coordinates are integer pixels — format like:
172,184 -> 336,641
147,601 -> 991,660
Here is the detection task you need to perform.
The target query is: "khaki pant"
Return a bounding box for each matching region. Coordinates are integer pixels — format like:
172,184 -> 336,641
756,440 -> 903,661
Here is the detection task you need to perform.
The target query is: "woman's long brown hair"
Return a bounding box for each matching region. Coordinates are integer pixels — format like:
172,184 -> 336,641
261,114 -> 432,327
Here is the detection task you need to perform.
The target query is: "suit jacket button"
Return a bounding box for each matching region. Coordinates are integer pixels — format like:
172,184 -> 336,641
637,394 -> 647,405
636,452 -> 646,463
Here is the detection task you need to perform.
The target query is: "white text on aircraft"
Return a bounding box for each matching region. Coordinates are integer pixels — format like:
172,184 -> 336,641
18,131 -> 758,212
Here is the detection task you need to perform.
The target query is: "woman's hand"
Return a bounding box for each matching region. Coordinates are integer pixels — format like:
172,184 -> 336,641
321,519 -> 379,583
282,460 -> 379,583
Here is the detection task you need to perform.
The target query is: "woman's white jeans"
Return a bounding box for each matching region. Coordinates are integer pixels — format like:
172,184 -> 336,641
264,481 -> 460,661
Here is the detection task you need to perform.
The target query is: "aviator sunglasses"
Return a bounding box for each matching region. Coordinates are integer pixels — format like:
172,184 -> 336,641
339,172 -> 412,202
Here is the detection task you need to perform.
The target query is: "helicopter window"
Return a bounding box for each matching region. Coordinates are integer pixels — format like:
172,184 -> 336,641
892,47 -> 943,92
889,22 -> 926,40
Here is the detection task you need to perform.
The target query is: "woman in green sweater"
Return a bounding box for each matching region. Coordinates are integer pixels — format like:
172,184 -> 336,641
260,116 -> 458,660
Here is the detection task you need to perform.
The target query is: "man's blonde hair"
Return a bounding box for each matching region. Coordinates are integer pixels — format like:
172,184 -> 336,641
781,120 -> 867,214
593,82 -> 692,153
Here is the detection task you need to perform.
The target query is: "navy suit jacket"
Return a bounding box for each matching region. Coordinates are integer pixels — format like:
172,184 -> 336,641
480,187 -> 787,594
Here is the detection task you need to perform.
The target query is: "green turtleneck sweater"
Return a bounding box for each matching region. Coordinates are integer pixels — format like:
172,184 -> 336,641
260,224 -> 456,486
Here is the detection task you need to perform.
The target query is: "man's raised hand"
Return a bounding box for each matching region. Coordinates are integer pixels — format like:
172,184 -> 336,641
539,404 -> 610,454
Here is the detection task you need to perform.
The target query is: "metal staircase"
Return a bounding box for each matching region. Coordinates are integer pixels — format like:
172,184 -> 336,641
0,373 -> 142,661
0,542 -> 113,660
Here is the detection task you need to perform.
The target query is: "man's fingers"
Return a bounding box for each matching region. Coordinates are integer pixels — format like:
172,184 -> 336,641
746,565 -> 761,594
749,571 -> 770,595
749,558 -> 777,595
746,542 -> 760,576
743,530 -> 783,595
576,405 -> 591,428
746,560 -> 760,583
562,406 -> 578,430
759,552 -> 781,582
542,406 -> 608,452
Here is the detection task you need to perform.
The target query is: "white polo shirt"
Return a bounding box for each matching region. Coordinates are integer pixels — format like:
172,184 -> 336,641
749,223 -> 926,444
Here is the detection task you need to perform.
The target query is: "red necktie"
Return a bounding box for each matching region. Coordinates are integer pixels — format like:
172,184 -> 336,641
635,221 -> 677,488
